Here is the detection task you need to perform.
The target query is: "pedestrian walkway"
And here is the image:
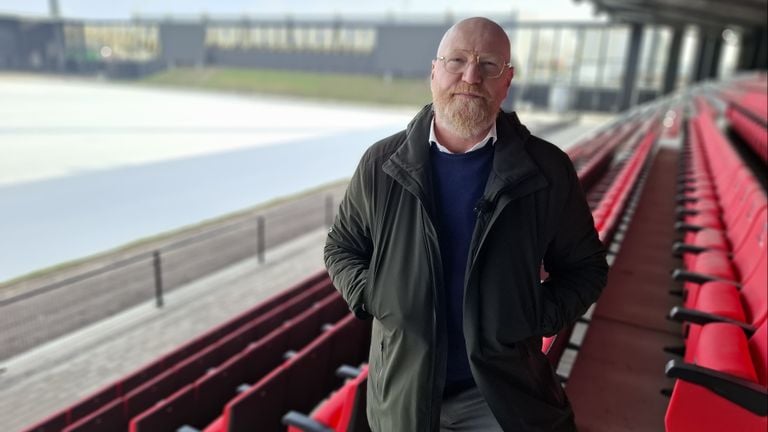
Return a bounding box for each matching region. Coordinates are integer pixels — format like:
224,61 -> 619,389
0,228 -> 328,432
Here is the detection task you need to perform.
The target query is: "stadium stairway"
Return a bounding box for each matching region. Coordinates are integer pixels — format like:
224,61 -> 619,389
565,144 -> 684,431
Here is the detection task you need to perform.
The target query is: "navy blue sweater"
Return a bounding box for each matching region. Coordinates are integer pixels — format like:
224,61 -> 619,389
429,142 -> 494,393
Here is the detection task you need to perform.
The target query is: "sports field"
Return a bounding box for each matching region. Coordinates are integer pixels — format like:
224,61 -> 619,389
143,67 -> 433,106
0,74 -> 415,282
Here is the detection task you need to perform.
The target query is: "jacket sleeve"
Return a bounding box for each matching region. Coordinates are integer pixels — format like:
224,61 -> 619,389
324,155 -> 374,320
539,161 -> 608,336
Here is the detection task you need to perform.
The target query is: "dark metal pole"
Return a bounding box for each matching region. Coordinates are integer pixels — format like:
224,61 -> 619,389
738,27 -> 762,71
593,28 -> 609,111
570,28 -> 586,109
518,28 -> 540,108
618,22 -> 644,112
707,30 -> 723,79
527,28 -> 540,80
757,29 -> 768,70
551,28 -> 562,81
663,27 -> 684,94
643,27 -> 660,89
325,195 -> 334,228
692,30 -> 710,83
257,216 -> 265,264
153,251 -> 164,308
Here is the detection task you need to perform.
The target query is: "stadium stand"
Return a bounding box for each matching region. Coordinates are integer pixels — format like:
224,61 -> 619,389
19,77 -> 768,432
671,109 -> 767,312
21,103 -> 660,432
196,314 -> 370,432
24,273 -> 334,431
127,291 -> 357,432
658,82 -> 767,431
551,80 -> 766,431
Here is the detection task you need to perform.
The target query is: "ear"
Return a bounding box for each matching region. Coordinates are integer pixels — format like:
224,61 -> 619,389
505,67 -> 514,87
431,61 -> 436,80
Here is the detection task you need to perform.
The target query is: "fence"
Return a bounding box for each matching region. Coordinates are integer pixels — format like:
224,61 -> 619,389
0,185 -> 346,362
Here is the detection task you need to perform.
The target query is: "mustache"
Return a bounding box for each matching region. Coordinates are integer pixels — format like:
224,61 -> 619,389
449,84 -> 490,100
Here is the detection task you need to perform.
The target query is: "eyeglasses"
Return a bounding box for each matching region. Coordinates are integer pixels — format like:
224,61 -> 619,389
435,49 -> 513,79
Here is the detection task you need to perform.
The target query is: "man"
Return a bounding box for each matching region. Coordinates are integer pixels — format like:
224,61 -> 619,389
325,17 -> 608,432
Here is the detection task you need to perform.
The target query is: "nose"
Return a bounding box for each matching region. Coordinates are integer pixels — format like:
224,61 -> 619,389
461,57 -> 483,84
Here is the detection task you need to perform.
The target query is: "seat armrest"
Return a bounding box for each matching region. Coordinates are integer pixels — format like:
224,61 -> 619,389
665,359 -> 768,416
675,195 -> 698,204
667,306 -> 756,335
676,207 -> 699,217
672,242 -> 709,256
336,364 -> 363,379
671,269 -> 739,287
674,222 -> 704,233
282,411 -> 334,432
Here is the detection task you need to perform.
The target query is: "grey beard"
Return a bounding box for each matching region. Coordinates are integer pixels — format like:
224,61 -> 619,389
434,97 -> 495,139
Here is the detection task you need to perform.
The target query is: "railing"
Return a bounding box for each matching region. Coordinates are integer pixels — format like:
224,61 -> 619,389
0,185 -> 345,362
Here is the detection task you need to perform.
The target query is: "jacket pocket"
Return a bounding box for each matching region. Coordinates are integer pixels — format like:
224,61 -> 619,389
525,341 -> 567,408
377,335 -> 387,395
370,325 -> 389,401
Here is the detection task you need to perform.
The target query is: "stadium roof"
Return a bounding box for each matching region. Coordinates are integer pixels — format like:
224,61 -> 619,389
583,0 -> 768,29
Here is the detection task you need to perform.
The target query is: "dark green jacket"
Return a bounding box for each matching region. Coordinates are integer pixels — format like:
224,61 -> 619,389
324,105 -> 608,431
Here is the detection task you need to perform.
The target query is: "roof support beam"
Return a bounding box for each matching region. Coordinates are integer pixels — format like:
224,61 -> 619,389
619,22 -> 643,111
662,26 -> 684,94
592,0 -> 766,27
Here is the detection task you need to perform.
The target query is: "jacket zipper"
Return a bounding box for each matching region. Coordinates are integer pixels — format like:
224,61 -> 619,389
386,165 -> 457,431
419,209 -> 441,432
403,175 -> 442,432
466,176 -> 536,279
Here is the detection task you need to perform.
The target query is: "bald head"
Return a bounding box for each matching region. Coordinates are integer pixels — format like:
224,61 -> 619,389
436,17 -> 510,61
430,17 -> 514,149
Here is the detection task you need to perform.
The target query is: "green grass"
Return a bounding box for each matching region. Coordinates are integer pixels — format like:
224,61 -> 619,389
142,67 -> 432,107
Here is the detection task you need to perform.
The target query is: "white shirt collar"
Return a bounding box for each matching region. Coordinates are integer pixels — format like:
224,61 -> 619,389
429,119 -> 497,154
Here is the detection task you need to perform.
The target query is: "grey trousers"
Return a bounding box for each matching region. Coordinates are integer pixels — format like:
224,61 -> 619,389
439,386 -> 504,431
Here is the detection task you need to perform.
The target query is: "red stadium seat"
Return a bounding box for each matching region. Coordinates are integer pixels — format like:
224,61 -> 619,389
210,314 -> 370,432
665,322 -> 768,432
129,385 -> 198,432
283,365 -> 370,432
130,292 -> 349,432
62,399 -> 124,432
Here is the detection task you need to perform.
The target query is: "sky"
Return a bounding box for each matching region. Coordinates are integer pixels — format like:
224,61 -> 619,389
0,0 -> 601,21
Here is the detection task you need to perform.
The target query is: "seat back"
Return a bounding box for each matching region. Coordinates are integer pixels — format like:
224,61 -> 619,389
129,385 -> 198,432
339,368 -> 370,432
741,219 -> 768,325
225,314 -> 368,432
732,210 -> 768,283
226,366 -> 288,432
723,186 -> 767,253
666,321 -> 768,432
62,399 -> 124,432
748,321 -> 768,387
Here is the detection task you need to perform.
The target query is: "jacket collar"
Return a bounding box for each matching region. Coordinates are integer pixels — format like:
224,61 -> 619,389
383,103 -> 543,203
485,106 -> 543,202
